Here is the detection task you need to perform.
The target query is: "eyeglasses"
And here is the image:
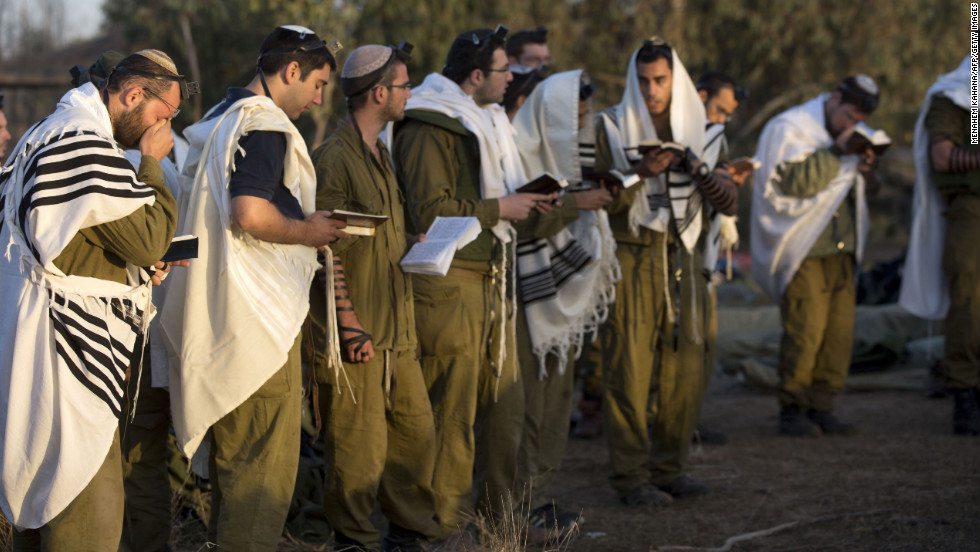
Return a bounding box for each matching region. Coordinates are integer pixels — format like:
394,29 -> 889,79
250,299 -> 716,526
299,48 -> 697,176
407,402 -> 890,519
375,82 -> 412,92
143,88 -> 180,119
484,66 -> 511,74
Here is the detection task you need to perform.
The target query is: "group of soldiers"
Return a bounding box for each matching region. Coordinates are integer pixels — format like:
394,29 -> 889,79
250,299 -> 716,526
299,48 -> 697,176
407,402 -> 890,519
0,19 -> 976,552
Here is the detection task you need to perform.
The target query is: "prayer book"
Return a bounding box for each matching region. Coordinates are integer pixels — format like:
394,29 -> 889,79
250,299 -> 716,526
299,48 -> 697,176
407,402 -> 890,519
589,169 -> 642,191
845,125 -> 891,155
161,235 -> 198,262
327,209 -> 389,236
728,157 -> 761,174
400,217 -> 482,276
515,172 -> 569,195
629,139 -> 688,157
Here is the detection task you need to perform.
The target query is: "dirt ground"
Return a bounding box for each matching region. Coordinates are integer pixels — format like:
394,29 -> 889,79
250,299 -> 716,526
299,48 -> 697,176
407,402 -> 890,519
551,374 -> 980,552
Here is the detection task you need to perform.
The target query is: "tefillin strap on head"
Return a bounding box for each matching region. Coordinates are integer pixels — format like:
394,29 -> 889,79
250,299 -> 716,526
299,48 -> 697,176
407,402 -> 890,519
110,66 -> 200,100
471,24 -> 509,56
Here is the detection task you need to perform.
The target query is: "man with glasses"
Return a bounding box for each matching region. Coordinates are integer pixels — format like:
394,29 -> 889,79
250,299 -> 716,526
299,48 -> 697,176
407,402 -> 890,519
692,70 -> 750,448
307,42 -> 441,552
594,38 -> 737,505
160,26 -> 347,551
0,49 -> 184,550
752,75 -> 880,437
505,26 -> 551,71
391,25 -> 553,540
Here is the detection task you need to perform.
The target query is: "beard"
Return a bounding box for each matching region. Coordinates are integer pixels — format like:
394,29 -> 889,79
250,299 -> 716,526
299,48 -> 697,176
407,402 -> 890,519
381,94 -> 406,123
113,102 -> 148,149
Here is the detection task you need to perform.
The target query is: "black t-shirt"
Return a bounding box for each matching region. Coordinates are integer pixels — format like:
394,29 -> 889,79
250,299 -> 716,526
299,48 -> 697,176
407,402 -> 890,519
210,87 -> 304,220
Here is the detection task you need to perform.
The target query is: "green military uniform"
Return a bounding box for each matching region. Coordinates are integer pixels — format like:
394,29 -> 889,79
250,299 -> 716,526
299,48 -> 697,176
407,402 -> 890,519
593,120 -> 708,494
15,156 -> 176,551
513,198 -> 581,509
307,120 -> 440,549
206,334 -> 302,551
393,109 -> 522,535
775,147 -> 857,412
924,97 -> 980,390
119,350 -> 171,552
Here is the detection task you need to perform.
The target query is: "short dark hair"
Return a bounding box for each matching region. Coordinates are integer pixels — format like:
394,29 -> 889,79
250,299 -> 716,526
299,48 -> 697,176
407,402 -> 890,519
257,27 -> 337,79
105,52 -> 179,101
696,71 -> 748,101
505,26 -> 547,59
443,26 -> 508,85
635,38 -> 672,70
837,74 -> 879,114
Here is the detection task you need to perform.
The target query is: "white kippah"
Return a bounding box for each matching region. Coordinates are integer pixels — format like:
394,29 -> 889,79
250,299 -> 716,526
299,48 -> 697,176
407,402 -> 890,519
855,74 -> 878,95
280,25 -> 316,38
134,49 -> 178,75
342,45 -> 393,79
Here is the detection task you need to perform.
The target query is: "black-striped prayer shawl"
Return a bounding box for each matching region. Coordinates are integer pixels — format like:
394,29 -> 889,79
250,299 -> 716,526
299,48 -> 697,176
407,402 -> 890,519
512,70 -> 621,378
0,83 -> 157,530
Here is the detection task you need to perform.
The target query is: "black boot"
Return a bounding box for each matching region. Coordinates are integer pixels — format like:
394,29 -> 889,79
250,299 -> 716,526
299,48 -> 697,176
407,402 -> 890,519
382,523 -> 431,552
806,409 -> 857,435
779,405 -> 820,437
952,388 -> 980,436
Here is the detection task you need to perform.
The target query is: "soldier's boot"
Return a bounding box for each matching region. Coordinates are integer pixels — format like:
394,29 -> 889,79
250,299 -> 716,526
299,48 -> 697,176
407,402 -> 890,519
952,388 -> 980,436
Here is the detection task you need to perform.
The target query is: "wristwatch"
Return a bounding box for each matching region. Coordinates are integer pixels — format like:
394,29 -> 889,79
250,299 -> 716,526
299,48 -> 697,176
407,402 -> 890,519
694,162 -> 710,179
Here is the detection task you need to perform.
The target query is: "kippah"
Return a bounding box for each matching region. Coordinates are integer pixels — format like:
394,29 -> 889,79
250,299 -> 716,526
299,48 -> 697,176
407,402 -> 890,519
854,74 -> 878,95
341,45 -> 394,97
134,49 -> 178,76
280,24 -> 317,38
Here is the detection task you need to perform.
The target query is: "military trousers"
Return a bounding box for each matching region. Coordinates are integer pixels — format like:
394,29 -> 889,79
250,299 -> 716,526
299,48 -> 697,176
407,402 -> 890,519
13,432 -> 124,552
206,333 -> 302,551
942,194 -> 980,389
778,255 -> 855,412
413,271 -> 522,536
318,347 -> 441,549
515,303 -> 575,510
119,348 -> 172,552
601,236 -> 706,494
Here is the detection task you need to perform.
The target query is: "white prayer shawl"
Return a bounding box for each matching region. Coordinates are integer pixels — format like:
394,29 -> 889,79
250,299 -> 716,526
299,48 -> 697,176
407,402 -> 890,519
899,55 -> 973,320
0,84 -> 158,529
512,70 -> 621,377
750,93 -> 867,302
396,73 -> 526,372
160,95 -> 321,465
597,44 -> 709,251
403,72 -> 525,242
702,122 -> 739,275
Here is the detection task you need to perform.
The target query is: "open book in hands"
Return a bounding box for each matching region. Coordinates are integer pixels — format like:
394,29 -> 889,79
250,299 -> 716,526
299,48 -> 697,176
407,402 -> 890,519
399,217 -> 482,276
589,169 -> 641,192
845,124 -> 892,155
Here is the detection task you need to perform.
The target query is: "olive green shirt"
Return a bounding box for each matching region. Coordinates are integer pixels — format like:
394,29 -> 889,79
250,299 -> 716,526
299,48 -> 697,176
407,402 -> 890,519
776,147 -> 856,258
392,109 -> 502,274
52,156 -> 176,283
925,96 -> 980,197
309,119 -> 417,352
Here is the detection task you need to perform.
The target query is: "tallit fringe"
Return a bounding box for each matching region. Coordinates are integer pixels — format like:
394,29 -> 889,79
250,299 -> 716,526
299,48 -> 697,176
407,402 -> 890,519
322,247 -> 354,403
532,221 -> 622,379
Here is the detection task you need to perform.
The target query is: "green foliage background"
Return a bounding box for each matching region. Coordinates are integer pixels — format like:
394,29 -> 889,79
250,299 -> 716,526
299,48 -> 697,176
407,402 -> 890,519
103,0 -> 968,154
